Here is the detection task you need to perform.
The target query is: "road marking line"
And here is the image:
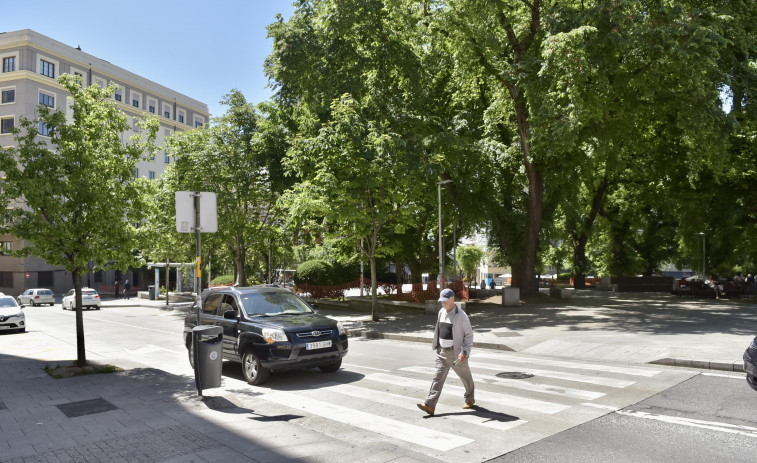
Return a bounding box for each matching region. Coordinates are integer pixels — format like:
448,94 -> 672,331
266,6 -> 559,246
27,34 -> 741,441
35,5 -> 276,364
366,373 -> 570,414
581,403 -> 620,411
474,352 -> 661,377
616,410 -> 757,438
342,363 -> 390,372
259,391 -> 474,451
702,372 -> 743,379
401,366 -> 605,400
472,363 -> 635,388
322,382 -> 526,432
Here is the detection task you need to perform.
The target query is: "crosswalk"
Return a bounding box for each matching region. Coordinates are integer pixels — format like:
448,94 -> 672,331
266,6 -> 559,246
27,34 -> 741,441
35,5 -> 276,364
231,342 -> 696,462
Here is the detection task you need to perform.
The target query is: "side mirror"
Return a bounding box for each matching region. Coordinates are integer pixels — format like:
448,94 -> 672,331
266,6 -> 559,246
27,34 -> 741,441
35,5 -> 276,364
310,303 -> 319,312
223,310 -> 238,320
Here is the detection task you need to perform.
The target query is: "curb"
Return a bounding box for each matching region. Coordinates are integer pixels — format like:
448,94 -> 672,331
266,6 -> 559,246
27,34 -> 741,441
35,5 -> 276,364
649,358 -> 745,373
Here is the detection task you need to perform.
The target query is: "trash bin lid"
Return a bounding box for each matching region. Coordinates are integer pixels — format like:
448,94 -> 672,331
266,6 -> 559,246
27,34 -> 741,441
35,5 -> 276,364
193,325 -> 222,336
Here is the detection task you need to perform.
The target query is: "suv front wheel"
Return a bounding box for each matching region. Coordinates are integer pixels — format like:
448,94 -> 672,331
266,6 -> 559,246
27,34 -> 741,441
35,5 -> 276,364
319,358 -> 342,373
242,350 -> 269,385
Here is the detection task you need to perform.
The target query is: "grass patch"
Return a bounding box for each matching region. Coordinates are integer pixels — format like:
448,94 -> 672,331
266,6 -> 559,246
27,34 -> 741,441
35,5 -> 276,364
44,361 -> 123,379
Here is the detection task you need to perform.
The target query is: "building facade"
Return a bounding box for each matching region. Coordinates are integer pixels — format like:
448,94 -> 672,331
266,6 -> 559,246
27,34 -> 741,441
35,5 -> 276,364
0,29 -> 209,296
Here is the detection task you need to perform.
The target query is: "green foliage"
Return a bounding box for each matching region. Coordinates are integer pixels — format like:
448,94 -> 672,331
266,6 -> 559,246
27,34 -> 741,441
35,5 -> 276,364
294,260 -> 333,286
210,275 -> 235,286
456,245 -> 484,282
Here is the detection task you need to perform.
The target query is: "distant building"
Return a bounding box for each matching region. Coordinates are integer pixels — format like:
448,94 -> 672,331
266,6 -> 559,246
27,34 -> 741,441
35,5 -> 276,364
0,29 -> 209,295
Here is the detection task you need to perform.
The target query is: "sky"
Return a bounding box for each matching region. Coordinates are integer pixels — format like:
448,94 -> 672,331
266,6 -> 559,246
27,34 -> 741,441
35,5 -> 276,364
5,1 -> 295,118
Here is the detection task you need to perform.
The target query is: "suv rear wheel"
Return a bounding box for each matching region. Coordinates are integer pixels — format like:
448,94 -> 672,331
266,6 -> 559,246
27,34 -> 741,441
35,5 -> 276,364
242,350 -> 269,385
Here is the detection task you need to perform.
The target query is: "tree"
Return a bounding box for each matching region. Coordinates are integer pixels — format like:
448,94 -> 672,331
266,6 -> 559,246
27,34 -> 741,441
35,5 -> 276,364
280,96 -> 420,320
457,245 -> 484,289
148,91 -> 285,287
0,75 -> 158,367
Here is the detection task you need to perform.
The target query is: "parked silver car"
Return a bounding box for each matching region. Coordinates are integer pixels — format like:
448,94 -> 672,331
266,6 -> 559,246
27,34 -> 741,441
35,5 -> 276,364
18,288 -> 55,306
0,295 -> 25,333
62,288 -> 101,310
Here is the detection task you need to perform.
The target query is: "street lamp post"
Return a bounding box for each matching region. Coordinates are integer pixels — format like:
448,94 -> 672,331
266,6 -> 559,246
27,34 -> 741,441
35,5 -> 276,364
438,179 -> 453,289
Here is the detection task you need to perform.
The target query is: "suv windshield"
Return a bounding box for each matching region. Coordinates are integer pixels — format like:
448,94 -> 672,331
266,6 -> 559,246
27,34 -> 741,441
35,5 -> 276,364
240,291 -> 314,317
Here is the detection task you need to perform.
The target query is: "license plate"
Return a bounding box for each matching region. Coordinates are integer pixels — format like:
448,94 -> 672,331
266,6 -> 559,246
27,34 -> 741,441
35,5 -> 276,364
306,340 -> 332,350
0,326 -> 10,330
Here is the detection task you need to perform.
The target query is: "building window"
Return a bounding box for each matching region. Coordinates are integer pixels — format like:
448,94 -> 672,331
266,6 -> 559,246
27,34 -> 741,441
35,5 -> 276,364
1,89 -> 14,104
1,117 -> 14,134
164,153 -> 170,164
2,57 -> 15,73
0,241 -> 12,253
40,59 -> 55,78
148,171 -> 156,180
178,110 -> 185,123
115,91 -> 122,102
38,121 -> 51,136
132,98 -> 139,108
149,105 -> 155,113
195,121 -> 203,128
39,93 -> 54,108
164,109 -> 170,118
134,168 -> 139,178
0,271 -> 12,287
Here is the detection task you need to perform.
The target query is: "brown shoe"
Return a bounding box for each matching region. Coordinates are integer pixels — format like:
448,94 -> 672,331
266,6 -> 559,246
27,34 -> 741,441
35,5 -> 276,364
462,401 -> 475,409
417,403 -> 435,416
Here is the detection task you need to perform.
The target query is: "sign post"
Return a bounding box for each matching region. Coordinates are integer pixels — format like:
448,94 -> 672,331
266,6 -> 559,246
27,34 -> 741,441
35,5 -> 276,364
176,191 -> 217,397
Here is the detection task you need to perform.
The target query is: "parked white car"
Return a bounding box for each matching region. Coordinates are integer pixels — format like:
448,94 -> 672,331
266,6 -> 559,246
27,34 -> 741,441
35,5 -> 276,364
0,295 -> 25,333
61,288 -> 101,310
18,288 -> 55,306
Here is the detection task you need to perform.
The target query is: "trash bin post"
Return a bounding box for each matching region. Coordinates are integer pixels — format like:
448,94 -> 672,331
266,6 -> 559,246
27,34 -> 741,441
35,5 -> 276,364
148,285 -> 156,300
192,325 -> 223,396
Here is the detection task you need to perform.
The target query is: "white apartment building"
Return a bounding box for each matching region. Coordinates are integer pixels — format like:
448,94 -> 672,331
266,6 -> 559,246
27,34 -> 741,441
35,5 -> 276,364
0,29 -> 209,295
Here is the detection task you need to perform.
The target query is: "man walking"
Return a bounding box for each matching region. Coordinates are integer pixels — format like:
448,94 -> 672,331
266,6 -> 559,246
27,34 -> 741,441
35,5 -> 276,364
417,288 -> 475,416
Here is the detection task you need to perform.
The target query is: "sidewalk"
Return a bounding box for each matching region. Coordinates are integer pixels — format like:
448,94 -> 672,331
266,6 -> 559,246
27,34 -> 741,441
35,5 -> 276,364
1,290 -> 754,462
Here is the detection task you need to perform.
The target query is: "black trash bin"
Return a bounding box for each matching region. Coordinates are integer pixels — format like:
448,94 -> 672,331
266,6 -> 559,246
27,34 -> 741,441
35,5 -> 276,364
148,285 -> 156,300
192,325 -> 223,394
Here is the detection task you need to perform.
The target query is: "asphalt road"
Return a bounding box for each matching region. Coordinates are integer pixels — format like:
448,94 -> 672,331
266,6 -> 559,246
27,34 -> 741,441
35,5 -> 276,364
17,303 -> 757,463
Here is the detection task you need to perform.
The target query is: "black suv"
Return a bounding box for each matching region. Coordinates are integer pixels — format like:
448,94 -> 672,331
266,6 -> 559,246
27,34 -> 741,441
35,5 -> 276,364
184,285 -> 348,385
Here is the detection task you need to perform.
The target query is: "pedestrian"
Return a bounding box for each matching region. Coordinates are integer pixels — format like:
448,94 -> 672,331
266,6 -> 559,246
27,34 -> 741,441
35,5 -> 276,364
123,279 -> 131,300
417,288 -> 475,416
114,280 -> 120,299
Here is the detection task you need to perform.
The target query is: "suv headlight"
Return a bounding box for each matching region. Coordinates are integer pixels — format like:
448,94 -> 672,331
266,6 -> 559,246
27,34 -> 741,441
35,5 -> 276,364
337,321 -> 346,336
262,328 -> 287,343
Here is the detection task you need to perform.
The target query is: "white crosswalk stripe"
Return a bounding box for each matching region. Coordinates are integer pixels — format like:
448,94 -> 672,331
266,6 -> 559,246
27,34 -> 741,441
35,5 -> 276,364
472,361 -> 636,388
321,382 -> 527,431
364,372 -> 571,414
258,390 -> 475,451
401,365 -> 606,400
473,351 -> 662,377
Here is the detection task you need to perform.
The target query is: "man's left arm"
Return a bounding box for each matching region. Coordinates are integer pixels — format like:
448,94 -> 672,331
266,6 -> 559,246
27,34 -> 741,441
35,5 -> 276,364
460,312 -> 474,360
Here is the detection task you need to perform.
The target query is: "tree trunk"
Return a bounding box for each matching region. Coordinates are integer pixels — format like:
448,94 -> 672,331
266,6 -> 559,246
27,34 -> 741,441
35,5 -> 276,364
395,259 -> 403,295
572,238 -> 588,289
369,256 -> 379,322
518,164 -> 543,297
235,246 -> 247,286
72,270 -> 86,368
